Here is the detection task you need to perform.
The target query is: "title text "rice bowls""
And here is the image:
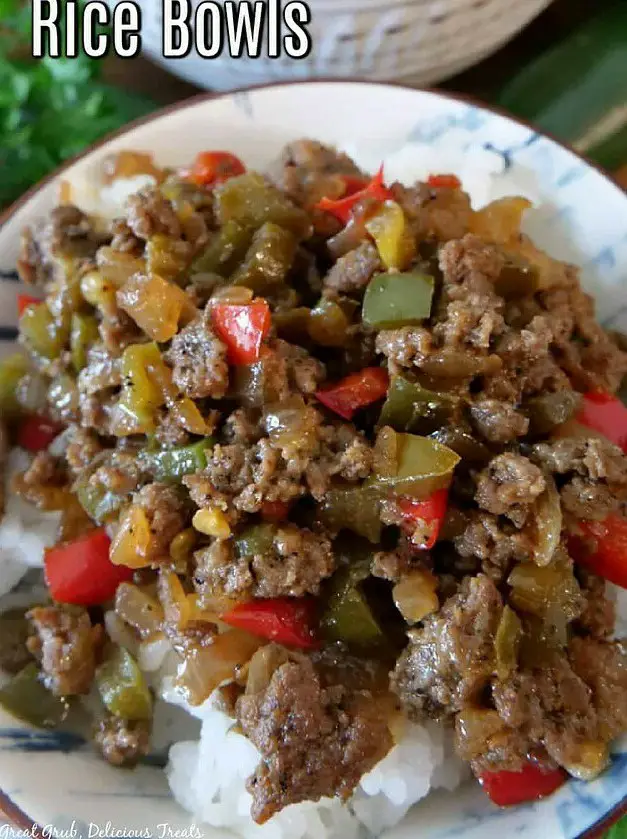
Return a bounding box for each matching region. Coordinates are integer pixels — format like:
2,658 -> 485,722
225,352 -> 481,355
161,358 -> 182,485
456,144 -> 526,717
31,0 -> 312,61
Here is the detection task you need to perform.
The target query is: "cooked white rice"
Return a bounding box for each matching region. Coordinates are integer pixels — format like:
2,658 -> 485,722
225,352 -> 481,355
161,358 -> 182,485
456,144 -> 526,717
0,449 -> 61,598
161,679 -> 466,839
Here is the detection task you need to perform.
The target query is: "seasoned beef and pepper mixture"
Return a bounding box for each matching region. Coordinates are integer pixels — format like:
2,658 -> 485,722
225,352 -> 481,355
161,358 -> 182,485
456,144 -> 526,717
1,140 -> 627,822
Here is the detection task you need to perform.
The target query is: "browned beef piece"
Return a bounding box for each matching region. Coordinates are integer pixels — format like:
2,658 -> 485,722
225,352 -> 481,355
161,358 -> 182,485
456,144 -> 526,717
227,340 -> 325,410
575,570 -> 615,639
492,653 -> 595,771
392,574 -> 503,719
375,325 -> 501,379
434,237 -> 506,354
475,453 -> 545,526
109,217 -> 143,255
98,311 -> 144,354
491,640 -> 627,773
153,409 -> 193,447
223,408 -> 262,445
275,340 -> 326,395
454,708 -> 534,774
375,326 -> 433,371
21,452 -> 66,488
78,343 -> 122,393
90,449 -> 145,495
77,342 -> 123,432
569,637 -> 627,740
267,139 -> 364,208
454,511 -> 532,581
194,524 -> 335,602
372,537 -> 425,582
532,437 -> 627,520
125,188 -> 181,241
167,314 -> 229,399
391,181 -> 472,242
486,315 -> 569,403
469,399 -> 529,444
323,242 -> 381,295
134,482 -> 187,558
191,408 -> 371,513
539,272 -> 627,393
17,205 -> 105,287
236,654 -> 392,824
64,427 -> 103,474
27,605 -> 98,696
94,715 -> 151,767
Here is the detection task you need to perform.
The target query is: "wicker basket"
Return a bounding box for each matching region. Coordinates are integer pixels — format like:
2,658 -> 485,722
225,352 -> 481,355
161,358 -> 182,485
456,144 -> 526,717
130,0 -> 552,91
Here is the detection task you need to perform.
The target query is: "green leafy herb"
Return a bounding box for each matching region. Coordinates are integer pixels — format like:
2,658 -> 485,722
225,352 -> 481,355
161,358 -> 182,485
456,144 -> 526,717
606,818 -> 627,839
0,0 -> 155,206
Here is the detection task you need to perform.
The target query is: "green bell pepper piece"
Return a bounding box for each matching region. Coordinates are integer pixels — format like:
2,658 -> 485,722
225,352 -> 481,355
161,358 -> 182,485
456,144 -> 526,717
75,476 -> 126,524
320,563 -> 384,646
191,220 -> 253,277
96,645 -> 152,721
379,374 -> 455,432
140,438 -> 214,482
308,298 -> 350,348
230,353 -> 286,408
20,303 -> 69,359
0,663 -> 69,728
0,608 -> 33,675
320,485 -> 383,543
235,523 -> 276,557
70,313 -> 100,373
362,271 -> 434,329
0,353 -> 29,416
230,222 -> 296,292
495,258 -> 539,299
371,427 -> 460,498
214,173 -> 312,240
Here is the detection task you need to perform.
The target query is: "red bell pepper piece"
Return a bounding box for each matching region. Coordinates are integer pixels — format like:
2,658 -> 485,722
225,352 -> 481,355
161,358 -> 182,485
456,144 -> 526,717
17,293 -> 42,316
477,761 -> 566,807
576,391 -> 627,453
44,528 -> 133,606
315,367 -> 389,421
339,174 -> 370,196
260,500 -> 290,522
210,299 -> 271,365
398,489 -> 449,550
569,513 -> 627,589
221,597 -> 319,649
315,165 -> 393,225
17,415 -> 64,453
187,150 -> 245,187
427,173 -> 462,189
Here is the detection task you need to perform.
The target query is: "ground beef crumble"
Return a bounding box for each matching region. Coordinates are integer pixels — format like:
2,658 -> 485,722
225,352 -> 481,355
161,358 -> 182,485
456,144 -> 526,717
392,575 -> 503,719
237,654 -> 392,823
94,715 -> 151,767
26,605 -> 99,696
194,524 -> 335,601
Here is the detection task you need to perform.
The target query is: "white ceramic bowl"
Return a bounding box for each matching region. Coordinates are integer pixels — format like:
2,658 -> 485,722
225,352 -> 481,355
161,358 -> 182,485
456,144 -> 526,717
1,81 -> 627,839
123,0 -> 552,91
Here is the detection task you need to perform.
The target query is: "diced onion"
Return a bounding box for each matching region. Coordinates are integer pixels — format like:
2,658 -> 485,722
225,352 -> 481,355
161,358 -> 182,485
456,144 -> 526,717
115,582 -> 164,638
245,644 -> 289,695
533,475 -> 562,567
393,569 -> 439,624
174,629 -> 262,706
